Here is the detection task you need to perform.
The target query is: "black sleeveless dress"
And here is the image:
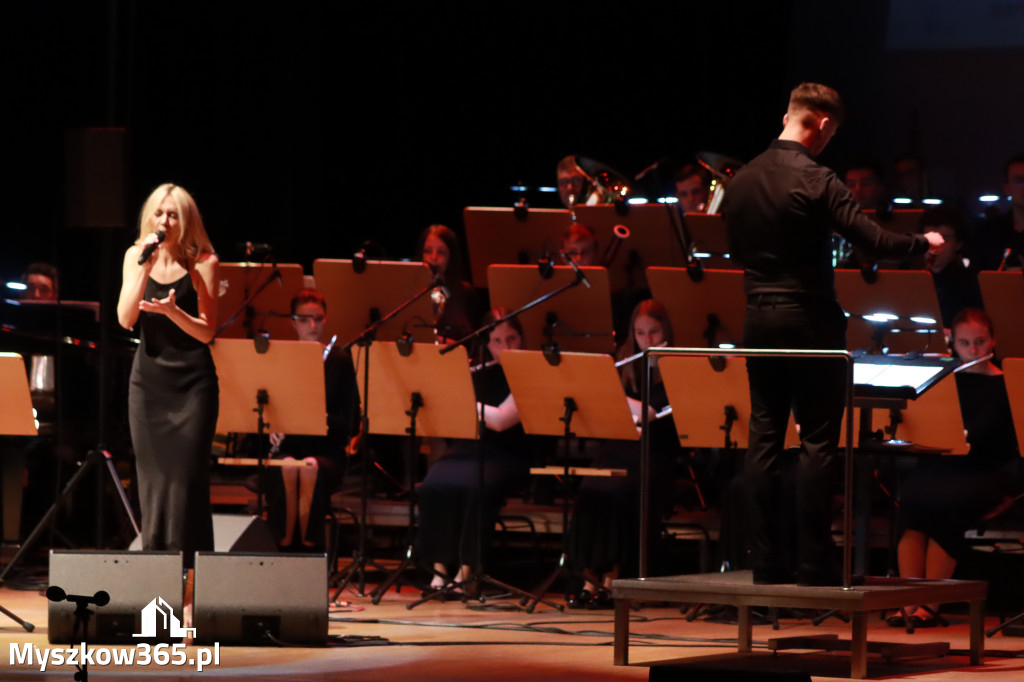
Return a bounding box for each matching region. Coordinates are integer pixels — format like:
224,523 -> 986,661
128,270 -> 217,565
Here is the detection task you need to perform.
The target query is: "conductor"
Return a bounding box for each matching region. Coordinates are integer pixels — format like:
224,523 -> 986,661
724,83 -> 944,586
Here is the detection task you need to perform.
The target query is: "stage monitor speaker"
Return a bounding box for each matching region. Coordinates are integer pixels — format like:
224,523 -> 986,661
65,127 -> 128,229
193,552 -> 327,646
649,665 -> 812,681
129,514 -> 278,553
48,550 -> 183,644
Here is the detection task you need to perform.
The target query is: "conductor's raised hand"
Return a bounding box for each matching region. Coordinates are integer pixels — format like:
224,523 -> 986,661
139,288 -> 178,317
923,230 -> 945,255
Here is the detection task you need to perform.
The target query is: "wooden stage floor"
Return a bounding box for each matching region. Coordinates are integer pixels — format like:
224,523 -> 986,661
3,576 -> 1024,681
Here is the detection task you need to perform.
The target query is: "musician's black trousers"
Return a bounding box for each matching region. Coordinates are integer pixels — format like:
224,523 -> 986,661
742,294 -> 847,576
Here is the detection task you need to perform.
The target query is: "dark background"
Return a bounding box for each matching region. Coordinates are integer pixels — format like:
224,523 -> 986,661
2,0 -> 1023,301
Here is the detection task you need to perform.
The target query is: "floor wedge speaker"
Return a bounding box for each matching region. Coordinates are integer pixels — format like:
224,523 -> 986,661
129,514 -> 278,552
192,552 -> 327,646
48,550 -> 184,644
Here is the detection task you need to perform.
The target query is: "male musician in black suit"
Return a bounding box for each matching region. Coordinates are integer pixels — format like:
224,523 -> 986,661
967,153 -> 1024,271
725,82 -> 944,586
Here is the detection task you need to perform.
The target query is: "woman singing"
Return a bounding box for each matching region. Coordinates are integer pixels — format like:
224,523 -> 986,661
117,183 -> 219,566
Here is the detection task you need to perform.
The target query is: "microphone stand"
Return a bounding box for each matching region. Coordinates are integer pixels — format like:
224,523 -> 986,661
330,275 -> 444,600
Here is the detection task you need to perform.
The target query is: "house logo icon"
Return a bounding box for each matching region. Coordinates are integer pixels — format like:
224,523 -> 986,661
133,597 -> 196,638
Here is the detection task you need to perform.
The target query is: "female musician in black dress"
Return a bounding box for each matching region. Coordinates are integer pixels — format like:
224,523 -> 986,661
416,309 -> 529,592
567,299 -> 679,609
892,309 -> 1021,627
117,183 -> 219,566
413,224 -> 479,341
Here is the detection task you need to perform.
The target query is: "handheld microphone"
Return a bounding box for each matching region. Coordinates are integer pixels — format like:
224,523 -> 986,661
137,229 -> 166,265
560,251 -> 591,288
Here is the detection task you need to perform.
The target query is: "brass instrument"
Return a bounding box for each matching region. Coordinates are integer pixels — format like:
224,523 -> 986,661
599,223 -> 631,267
566,155 -> 632,205
696,151 -> 744,214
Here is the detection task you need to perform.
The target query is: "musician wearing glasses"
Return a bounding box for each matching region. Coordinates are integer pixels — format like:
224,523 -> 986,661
266,289 -> 358,549
566,300 -> 679,609
725,83 -> 944,586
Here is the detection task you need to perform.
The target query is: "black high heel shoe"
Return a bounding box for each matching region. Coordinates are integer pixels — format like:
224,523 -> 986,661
567,589 -> 594,609
586,589 -> 614,610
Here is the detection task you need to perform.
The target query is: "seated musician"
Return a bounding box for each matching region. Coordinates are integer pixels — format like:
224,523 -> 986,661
267,289 -> 358,549
892,309 -> 1021,627
413,223 -> 480,342
921,205 -> 983,329
566,299 -> 680,609
22,262 -> 59,301
415,309 -> 531,594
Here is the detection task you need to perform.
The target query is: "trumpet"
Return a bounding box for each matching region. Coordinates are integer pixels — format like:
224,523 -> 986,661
600,223 -> 631,267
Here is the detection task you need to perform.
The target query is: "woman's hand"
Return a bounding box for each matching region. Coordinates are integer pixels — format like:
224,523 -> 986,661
139,288 -> 179,317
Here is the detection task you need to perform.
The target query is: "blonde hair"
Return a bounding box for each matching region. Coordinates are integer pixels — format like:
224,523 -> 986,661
137,183 -> 214,267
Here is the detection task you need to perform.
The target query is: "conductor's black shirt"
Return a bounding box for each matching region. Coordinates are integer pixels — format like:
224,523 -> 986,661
725,139 -> 929,299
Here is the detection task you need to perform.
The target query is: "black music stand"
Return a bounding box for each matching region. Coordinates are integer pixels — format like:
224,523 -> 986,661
572,204 -> 690,291
356,342 -> 477,604
462,206 -> 573,288
210,339 -> 326,521
499,350 -> 639,612
0,353 -> 139,632
487,264 -> 616,355
978,271 -> 1024,359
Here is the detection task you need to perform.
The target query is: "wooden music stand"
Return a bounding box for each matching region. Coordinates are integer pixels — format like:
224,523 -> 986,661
0,353 -> 37,437
487,264 -> 615,354
572,204 -> 690,291
463,206 -> 573,288
834,269 -> 945,354
215,262 -> 306,339
647,267 -> 746,349
680,213 -> 737,270
978,272 -> 1024,359
1001,359 -> 1024,458
355,342 -> 477,604
658,356 -> 800,450
210,339 -> 326,521
312,259 -> 438,344
500,350 -> 639,611
853,209 -> 926,269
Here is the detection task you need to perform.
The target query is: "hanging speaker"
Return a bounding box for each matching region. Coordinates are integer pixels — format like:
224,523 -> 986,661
65,127 -> 128,229
192,552 -> 327,646
48,550 -> 183,644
